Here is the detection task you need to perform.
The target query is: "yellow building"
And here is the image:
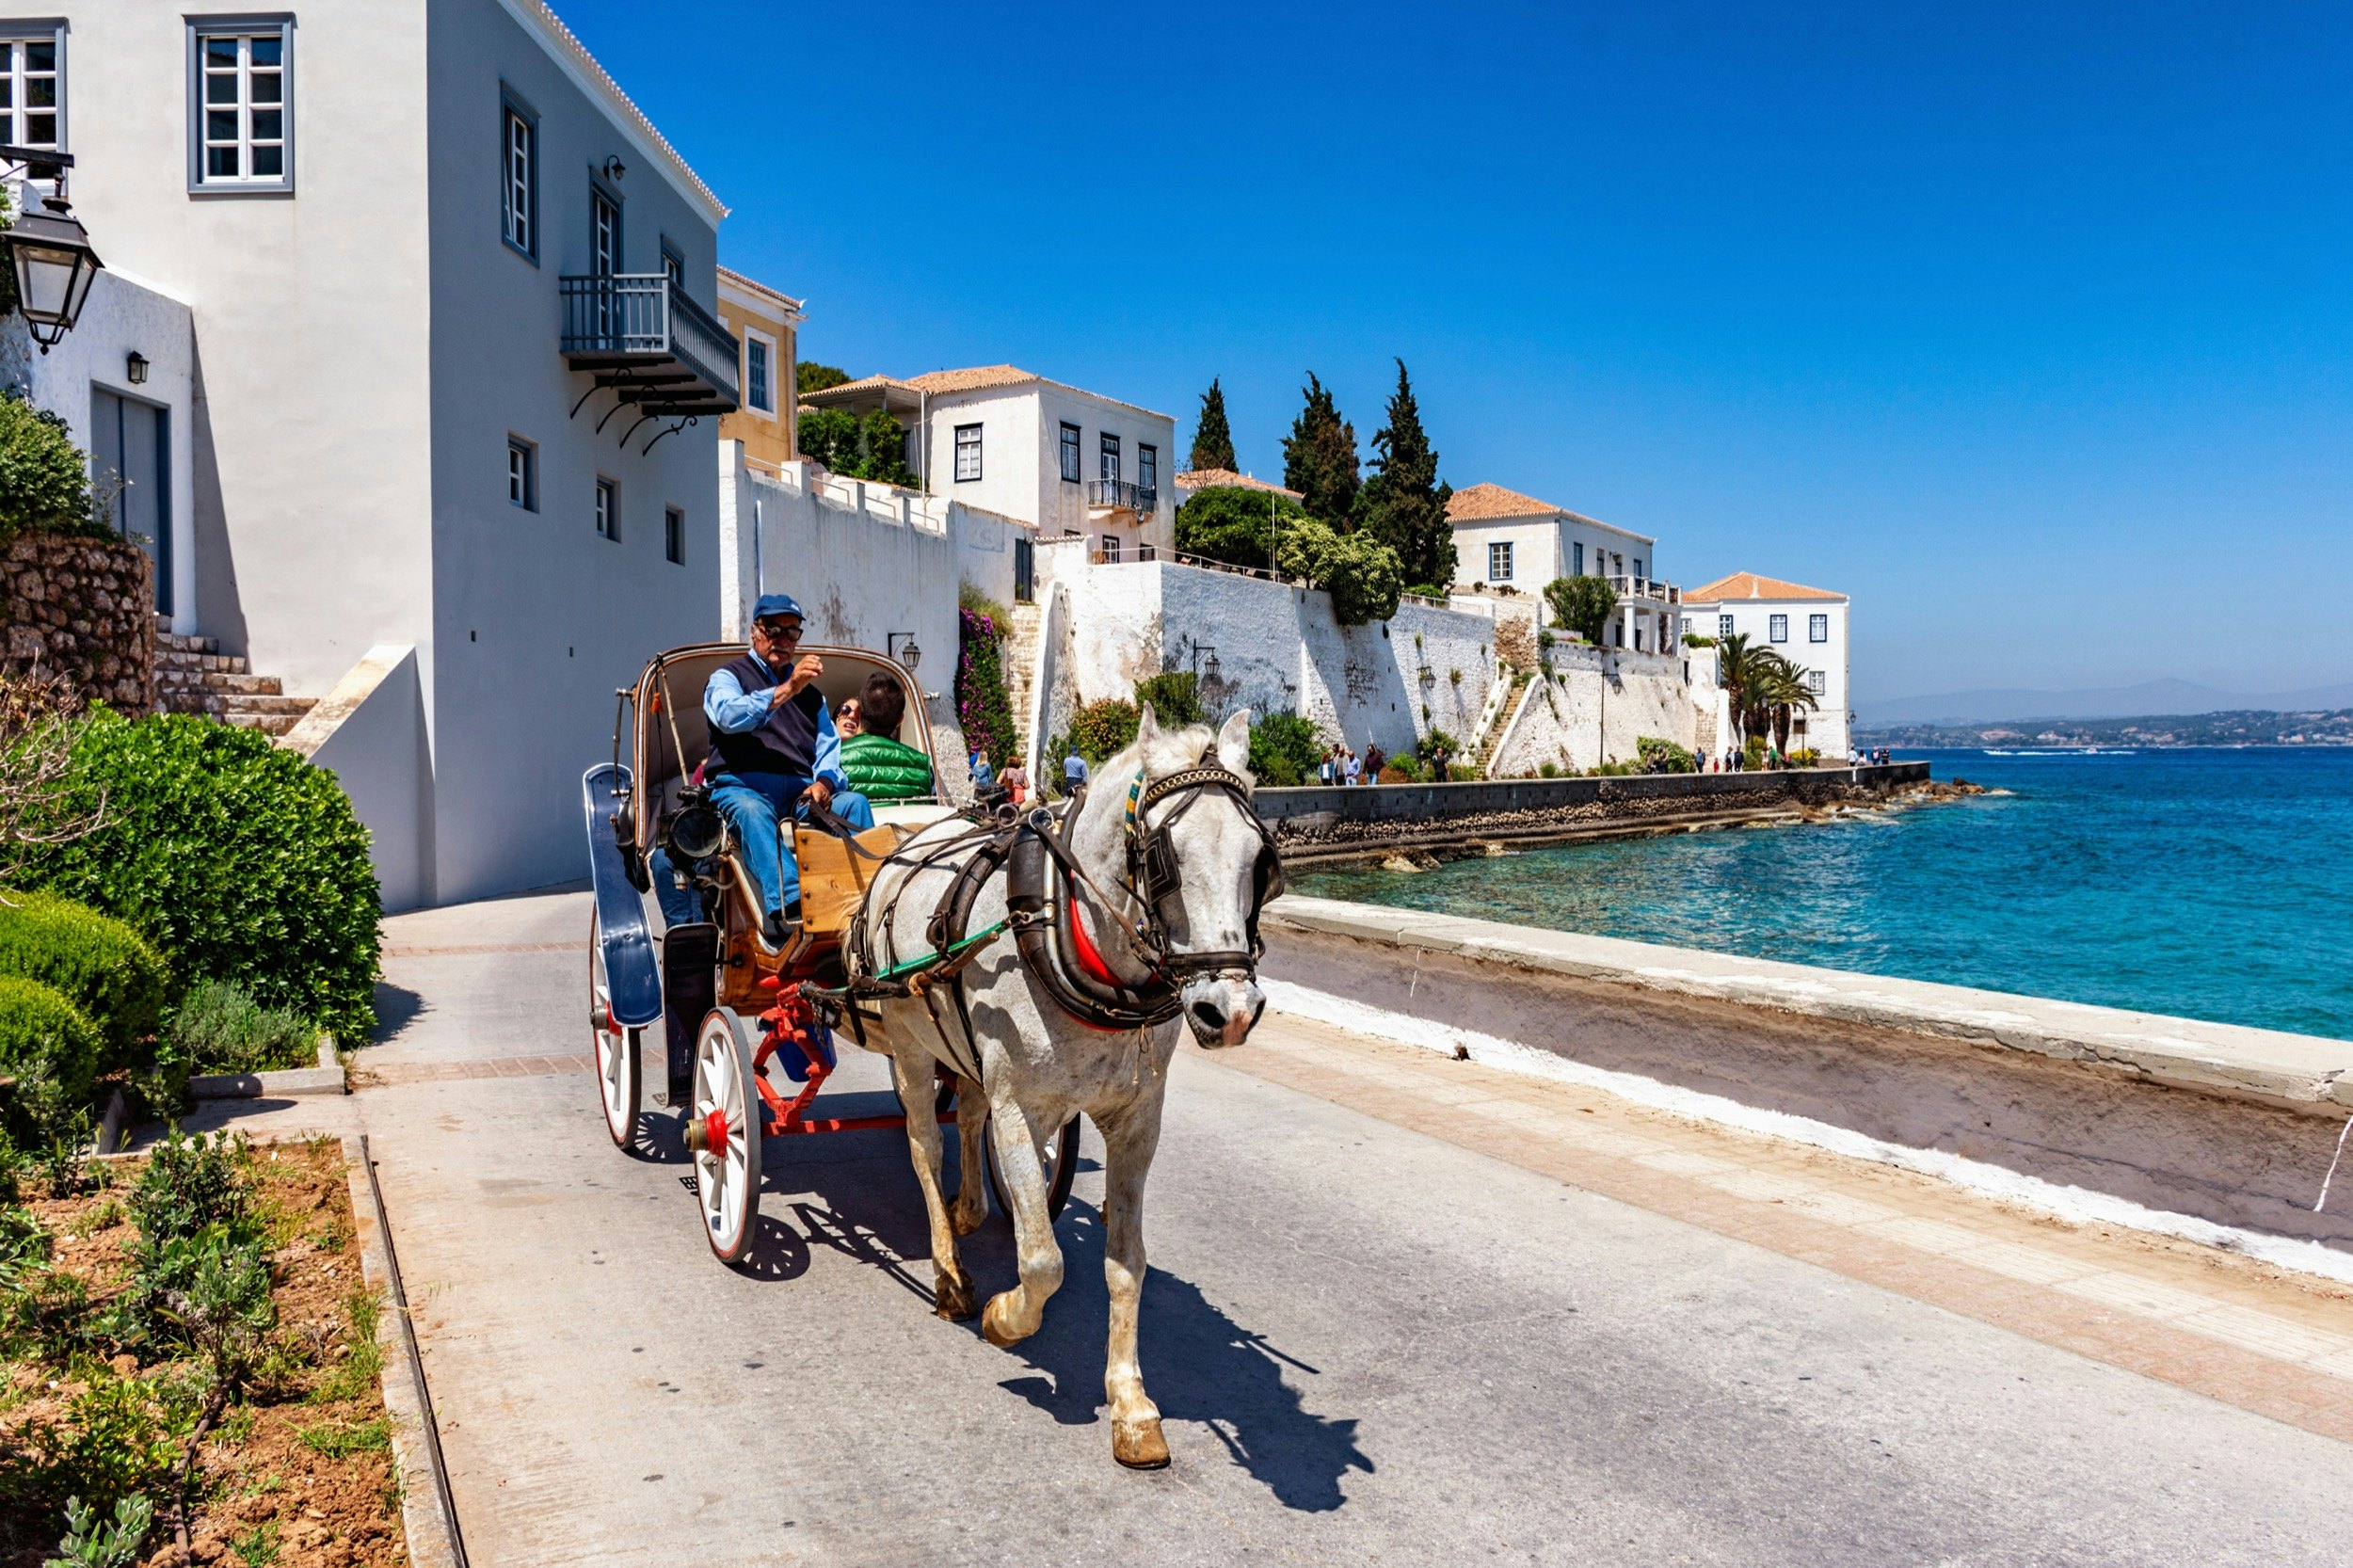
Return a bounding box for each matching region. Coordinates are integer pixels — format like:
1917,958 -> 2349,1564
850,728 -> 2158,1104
715,266 -> 803,471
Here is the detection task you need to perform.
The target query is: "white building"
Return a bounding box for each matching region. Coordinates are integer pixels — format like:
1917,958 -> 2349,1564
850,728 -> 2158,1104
1683,571 -> 1852,760
14,0 -> 737,906
1445,482 -> 1679,653
799,365 -> 1176,566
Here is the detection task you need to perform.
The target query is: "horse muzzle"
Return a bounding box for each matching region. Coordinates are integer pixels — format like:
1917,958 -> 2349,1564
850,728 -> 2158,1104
1179,968 -> 1265,1048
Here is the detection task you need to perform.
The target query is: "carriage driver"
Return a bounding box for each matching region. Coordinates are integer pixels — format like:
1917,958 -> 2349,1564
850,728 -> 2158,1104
696,592 -> 875,945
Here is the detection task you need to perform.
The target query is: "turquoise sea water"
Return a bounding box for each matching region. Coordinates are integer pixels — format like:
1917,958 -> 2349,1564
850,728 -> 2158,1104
1290,748 -> 2353,1041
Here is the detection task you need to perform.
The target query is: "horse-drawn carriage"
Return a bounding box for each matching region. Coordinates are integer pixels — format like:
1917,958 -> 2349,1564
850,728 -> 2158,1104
582,640 -> 1080,1264
584,633 -> 1283,1466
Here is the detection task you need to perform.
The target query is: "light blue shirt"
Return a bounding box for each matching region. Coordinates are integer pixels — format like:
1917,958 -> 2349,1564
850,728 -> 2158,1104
703,649 -> 846,789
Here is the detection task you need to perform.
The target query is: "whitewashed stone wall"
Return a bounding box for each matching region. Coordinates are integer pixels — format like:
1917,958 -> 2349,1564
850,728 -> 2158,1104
1031,552 -> 1497,755
1487,645 -> 1705,775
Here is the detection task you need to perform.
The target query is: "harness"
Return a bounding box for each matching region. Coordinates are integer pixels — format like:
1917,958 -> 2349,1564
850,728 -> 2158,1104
802,744 -> 1284,1060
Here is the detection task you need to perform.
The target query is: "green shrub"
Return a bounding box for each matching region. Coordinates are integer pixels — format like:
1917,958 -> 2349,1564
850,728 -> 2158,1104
953,605 -> 1017,771
0,392 -> 101,542
1245,712 -> 1322,787
1275,518 -> 1403,626
1544,575 -> 1618,645
127,1130 -> 254,1250
163,980 -> 316,1077
1415,728 -> 1464,770
0,1373 -> 177,1529
1590,760 -> 1638,776
1175,485 -> 1308,571
1067,699 -> 1139,764
1132,671 -> 1205,728
0,892 -> 168,1067
1538,760 -> 1560,778
1788,747 -> 1820,767
15,712 -> 380,1041
48,1494 -> 154,1568
0,977 -> 101,1111
1637,736 -> 1698,774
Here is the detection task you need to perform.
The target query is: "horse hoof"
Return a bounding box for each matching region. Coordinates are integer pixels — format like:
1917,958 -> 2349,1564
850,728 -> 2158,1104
981,1292 -> 1031,1348
935,1271 -> 977,1322
1112,1416 -> 1170,1470
949,1196 -> 984,1238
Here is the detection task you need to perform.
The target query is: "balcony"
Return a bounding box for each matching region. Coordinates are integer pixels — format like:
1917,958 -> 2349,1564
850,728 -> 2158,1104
560,273 -> 741,415
1087,478 -> 1158,516
1609,575 -> 1680,605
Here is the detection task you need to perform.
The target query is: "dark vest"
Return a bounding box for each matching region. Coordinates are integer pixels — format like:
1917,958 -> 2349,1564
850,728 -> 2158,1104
706,652 -> 825,798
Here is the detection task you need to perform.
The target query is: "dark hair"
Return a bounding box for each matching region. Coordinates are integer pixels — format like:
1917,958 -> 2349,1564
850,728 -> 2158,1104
859,672 -> 907,739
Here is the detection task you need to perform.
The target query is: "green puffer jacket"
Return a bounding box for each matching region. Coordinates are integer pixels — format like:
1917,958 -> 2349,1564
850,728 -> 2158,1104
840,732 -> 935,801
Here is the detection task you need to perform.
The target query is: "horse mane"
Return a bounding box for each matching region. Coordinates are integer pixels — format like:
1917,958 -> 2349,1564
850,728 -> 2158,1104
1099,713 -> 1250,792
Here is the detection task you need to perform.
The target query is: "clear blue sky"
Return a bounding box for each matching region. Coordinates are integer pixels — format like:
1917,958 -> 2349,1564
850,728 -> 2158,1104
558,1 -> 2351,705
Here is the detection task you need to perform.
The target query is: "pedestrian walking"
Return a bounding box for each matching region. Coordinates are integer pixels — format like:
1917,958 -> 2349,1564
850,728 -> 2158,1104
1063,744 -> 1090,795
1000,759 -> 1028,806
971,750 -> 995,791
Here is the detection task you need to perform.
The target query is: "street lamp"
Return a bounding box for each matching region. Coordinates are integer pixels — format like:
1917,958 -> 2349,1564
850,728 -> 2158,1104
1191,644 -> 1219,683
1,152 -> 100,354
887,632 -> 920,671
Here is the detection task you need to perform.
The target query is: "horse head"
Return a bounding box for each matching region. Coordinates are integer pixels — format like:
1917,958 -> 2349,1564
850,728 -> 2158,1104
1126,704 -> 1273,1049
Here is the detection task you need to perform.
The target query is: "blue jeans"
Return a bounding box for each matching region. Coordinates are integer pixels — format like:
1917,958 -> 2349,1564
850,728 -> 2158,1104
709,780 -> 874,920
646,846 -> 702,930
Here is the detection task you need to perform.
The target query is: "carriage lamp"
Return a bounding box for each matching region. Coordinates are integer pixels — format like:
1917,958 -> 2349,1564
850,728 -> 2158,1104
4,182 -> 102,354
665,798 -> 726,862
125,350 -> 147,385
887,632 -> 920,670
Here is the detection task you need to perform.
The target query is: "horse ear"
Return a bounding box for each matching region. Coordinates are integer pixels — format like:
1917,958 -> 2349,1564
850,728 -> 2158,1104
1217,709 -> 1251,776
1137,702 -> 1160,742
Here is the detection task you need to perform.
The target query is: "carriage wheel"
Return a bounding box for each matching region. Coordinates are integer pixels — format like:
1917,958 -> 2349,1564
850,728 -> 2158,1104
986,1112 -> 1083,1223
589,913 -> 640,1151
689,1007 -> 762,1265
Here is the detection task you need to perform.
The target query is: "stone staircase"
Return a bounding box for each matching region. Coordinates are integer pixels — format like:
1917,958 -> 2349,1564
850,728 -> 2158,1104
1472,674 -> 1535,776
1000,599 -> 1044,761
153,618 -> 315,737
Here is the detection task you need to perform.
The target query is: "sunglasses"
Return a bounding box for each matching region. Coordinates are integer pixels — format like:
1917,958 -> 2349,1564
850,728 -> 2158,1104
755,621 -> 803,641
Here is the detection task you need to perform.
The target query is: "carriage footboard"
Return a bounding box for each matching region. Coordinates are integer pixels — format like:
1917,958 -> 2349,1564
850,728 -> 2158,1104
584,763 -> 662,1030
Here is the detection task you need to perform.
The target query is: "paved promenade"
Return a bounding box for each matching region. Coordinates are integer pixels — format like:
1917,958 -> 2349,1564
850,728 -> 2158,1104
206,888 -> 2353,1566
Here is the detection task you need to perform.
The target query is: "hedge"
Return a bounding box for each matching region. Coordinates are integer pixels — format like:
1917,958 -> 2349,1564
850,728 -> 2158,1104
0,890 -> 168,1064
0,975 -> 102,1109
17,712 -> 381,1041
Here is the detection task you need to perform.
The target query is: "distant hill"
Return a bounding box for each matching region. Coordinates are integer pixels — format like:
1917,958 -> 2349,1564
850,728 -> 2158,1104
1859,680 -> 2353,727
1856,710 -> 2353,749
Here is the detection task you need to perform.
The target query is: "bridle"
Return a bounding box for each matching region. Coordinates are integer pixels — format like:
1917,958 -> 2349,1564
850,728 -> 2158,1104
1118,748 -> 1286,982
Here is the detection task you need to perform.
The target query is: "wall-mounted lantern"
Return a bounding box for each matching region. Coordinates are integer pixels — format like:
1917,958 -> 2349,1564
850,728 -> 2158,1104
125,350 -> 147,385
601,154 -> 627,183
1190,644 -> 1220,684
1,149 -> 100,354
886,632 -> 920,671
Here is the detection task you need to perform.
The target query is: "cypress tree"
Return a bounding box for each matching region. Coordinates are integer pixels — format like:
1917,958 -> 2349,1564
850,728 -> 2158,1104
1190,378 -> 1237,472
1281,373 -> 1360,529
1359,359 -> 1456,594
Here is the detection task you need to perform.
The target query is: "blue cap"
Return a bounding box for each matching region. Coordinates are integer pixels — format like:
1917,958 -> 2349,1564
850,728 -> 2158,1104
751,592 -> 804,624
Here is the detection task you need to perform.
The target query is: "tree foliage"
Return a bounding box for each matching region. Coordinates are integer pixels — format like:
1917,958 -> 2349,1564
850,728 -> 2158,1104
1132,672 -> 1205,729
797,408 -> 918,488
796,362 -> 850,395
1281,373 -> 1359,528
1175,485 -> 1308,572
1357,360 -> 1455,594
1277,518 -> 1403,626
1065,700 -> 1139,764
1190,378 -> 1236,472
1544,576 -> 1618,646
1245,712 -> 1323,787
0,394 -> 99,542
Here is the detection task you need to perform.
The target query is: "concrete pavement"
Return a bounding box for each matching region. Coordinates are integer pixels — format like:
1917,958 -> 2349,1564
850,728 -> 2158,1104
203,888 -> 2353,1565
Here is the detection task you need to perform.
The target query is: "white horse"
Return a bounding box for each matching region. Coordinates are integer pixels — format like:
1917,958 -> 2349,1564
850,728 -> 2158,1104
861,706 -> 1271,1468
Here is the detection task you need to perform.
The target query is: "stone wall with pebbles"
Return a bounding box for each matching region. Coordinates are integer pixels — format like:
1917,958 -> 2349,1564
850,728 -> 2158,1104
0,532 -> 154,713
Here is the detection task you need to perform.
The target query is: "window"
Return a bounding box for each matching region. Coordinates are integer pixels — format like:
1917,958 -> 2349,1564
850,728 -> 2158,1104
506,438 -> 536,511
189,21 -> 295,193
1808,669 -> 1827,696
1058,422 -> 1081,484
744,332 -> 774,415
0,27 -> 63,152
1611,552 -> 1624,576
501,100 -> 536,257
1809,613 -> 1829,643
1769,613 -> 1788,643
595,477 -> 618,541
1100,535 -> 1122,563
953,424 -> 983,483
1488,541 -> 1513,581
1572,541 -> 1584,575
590,186 -> 619,275
661,241 -> 683,288
1138,443 -> 1158,493
664,506 -> 684,565
1633,558 -> 1644,580
1718,614 -> 1734,638
1099,431 -> 1120,480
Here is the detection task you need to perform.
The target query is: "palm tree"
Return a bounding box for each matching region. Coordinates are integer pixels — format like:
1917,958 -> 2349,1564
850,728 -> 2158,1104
1752,654 -> 1819,759
1716,632 -> 1759,746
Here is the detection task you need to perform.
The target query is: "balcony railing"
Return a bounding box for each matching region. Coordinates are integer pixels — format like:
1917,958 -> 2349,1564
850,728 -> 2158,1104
1609,575 -> 1680,604
560,273 -> 741,414
1087,478 -> 1158,514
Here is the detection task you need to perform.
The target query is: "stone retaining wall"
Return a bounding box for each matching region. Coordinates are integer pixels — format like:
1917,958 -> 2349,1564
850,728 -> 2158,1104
1262,762 -> 1934,862
1,532 -> 154,713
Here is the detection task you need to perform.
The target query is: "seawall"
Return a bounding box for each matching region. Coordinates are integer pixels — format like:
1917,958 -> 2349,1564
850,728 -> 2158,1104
1259,894 -> 2353,1254
1261,761 -> 1933,864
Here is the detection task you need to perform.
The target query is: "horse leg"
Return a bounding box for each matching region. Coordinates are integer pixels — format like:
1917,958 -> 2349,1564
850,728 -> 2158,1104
1096,1095 -> 1170,1469
979,1096 -> 1064,1349
948,1075 -> 988,1237
893,1048 -> 975,1320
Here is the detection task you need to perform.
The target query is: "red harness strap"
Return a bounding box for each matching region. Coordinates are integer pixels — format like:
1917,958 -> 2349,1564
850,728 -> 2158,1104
1066,897 -> 1122,988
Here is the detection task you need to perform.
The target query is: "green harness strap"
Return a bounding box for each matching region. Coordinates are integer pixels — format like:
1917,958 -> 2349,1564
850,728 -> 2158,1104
865,918 -> 1009,985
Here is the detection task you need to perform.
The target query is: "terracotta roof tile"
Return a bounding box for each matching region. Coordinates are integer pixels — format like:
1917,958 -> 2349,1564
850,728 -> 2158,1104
1446,481 -> 1565,521
1175,469 -> 1303,500
904,364 -> 1039,394
1684,570 -> 1845,603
